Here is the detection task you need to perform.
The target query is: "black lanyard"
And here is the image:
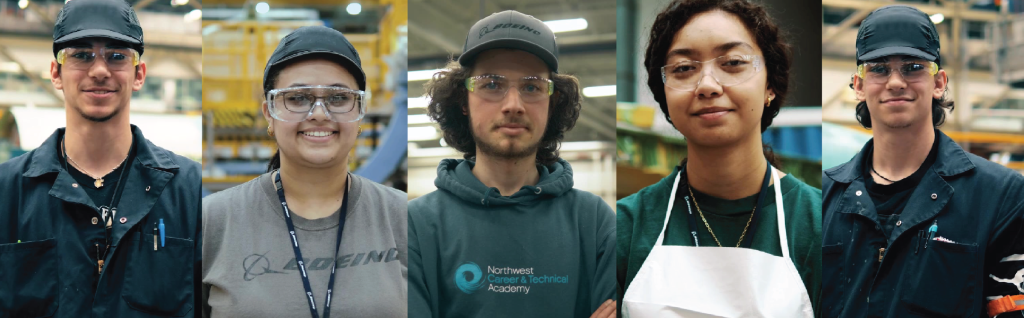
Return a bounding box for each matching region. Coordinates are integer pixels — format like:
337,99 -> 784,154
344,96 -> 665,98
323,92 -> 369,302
274,171 -> 349,318
675,161 -> 772,248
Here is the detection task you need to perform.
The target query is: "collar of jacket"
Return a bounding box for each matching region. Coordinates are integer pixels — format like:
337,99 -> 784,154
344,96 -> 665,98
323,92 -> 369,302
21,124 -> 179,178
825,129 -> 975,183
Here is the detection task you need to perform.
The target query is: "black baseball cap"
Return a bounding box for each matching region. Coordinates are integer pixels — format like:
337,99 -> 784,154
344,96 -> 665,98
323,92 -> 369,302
53,0 -> 144,57
263,26 -> 366,94
459,10 -> 559,73
856,5 -> 941,65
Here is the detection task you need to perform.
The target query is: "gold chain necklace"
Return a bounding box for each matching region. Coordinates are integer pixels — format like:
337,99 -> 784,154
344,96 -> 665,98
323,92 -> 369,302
687,185 -> 756,248
63,138 -> 129,188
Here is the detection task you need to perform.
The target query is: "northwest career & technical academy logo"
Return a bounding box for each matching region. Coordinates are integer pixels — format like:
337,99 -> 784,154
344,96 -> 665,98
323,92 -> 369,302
454,261 -> 569,295
454,262 -> 487,294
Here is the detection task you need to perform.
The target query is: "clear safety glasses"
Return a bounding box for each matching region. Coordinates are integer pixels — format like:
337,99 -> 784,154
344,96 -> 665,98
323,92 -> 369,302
465,75 -> 554,104
857,60 -> 939,85
266,86 -> 366,123
660,55 -> 764,91
56,47 -> 140,71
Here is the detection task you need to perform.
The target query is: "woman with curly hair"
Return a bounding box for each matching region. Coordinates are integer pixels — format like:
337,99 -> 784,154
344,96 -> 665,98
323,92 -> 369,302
407,10 -> 617,318
616,0 -> 822,317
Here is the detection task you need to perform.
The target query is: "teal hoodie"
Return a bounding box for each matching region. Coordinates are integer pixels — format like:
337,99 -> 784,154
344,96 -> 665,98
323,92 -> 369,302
408,158 -> 616,318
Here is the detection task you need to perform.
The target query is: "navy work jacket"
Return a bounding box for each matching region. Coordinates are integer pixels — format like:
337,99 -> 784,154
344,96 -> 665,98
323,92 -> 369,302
0,125 -> 201,317
822,130 -> 1024,318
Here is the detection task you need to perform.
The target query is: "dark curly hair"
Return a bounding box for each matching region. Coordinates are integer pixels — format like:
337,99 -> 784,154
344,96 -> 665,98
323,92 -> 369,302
854,67 -> 954,128
424,59 -> 582,166
644,0 -> 792,167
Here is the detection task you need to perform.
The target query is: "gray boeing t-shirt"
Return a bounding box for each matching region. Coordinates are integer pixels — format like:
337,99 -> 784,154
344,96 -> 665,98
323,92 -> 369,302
202,172 -> 407,317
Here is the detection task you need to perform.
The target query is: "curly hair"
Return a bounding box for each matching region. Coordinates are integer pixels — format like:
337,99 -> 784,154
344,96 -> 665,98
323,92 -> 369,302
644,0 -> 792,167
424,60 -> 582,166
854,71 -> 954,128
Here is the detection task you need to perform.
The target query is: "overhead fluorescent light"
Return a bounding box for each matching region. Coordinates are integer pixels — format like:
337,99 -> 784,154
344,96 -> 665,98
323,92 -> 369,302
409,69 -> 442,82
347,3 -> 361,15
18,0 -> 28,9
408,114 -> 433,125
544,18 -> 588,33
255,2 -> 269,14
409,96 -> 430,108
408,126 -> 439,141
184,9 -> 202,22
582,85 -> 616,97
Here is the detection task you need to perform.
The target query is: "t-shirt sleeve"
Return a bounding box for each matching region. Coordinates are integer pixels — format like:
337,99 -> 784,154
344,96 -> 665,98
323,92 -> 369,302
987,198 -> 1024,317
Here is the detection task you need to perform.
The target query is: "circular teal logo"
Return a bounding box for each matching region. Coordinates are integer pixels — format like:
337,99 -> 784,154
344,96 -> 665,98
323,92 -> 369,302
454,262 -> 486,294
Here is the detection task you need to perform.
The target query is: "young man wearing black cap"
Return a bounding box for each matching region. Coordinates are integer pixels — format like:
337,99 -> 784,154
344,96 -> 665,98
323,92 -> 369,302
0,0 -> 202,316
407,10 -> 617,318
822,5 -> 1024,317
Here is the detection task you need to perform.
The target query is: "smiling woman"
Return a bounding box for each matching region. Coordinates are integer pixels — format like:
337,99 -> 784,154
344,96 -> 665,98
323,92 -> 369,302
616,0 -> 822,317
201,26 -> 408,318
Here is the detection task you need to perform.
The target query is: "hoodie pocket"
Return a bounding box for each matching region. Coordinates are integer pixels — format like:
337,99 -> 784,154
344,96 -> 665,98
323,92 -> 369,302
122,232 -> 194,316
0,238 -> 58,317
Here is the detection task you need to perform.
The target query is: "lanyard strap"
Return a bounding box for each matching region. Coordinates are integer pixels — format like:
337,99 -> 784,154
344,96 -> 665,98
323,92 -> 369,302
676,161 -> 772,248
274,171 -> 349,318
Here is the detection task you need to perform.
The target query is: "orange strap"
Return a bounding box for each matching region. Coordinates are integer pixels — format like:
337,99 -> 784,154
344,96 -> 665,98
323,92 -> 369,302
988,295 -> 1024,317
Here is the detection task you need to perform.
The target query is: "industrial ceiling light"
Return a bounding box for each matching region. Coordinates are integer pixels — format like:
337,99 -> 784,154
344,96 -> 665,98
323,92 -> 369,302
347,2 -> 361,15
544,18 -> 588,33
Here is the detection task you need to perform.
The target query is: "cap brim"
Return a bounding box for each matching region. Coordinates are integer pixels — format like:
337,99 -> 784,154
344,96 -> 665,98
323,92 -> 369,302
54,29 -> 141,46
268,50 -> 367,91
458,39 -> 558,73
858,46 -> 935,62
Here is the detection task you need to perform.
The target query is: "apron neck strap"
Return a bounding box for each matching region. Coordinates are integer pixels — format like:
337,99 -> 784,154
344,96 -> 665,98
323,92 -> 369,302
656,163 -> 789,254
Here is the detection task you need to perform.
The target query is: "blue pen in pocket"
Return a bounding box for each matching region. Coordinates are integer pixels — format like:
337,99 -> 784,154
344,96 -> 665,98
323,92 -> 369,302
926,220 -> 938,248
158,219 -> 165,248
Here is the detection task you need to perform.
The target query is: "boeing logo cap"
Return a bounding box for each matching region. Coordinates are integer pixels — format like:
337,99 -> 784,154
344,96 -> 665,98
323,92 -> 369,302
459,10 -> 559,73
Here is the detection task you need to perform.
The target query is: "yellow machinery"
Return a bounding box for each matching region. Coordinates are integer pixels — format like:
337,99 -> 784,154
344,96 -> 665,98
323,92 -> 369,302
201,0 -> 407,186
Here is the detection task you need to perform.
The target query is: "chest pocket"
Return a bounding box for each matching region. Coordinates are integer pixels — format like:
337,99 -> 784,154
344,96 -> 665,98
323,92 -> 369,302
899,234 -> 978,317
122,232 -> 194,316
0,238 -> 58,317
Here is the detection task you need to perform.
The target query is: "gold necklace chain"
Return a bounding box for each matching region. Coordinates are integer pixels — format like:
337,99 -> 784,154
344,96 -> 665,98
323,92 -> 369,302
687,185 -> 756,248
62,138 -> 129,188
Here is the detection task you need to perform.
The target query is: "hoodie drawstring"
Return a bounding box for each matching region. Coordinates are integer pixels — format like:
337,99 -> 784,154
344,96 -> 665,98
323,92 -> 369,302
481,187 -> 496,206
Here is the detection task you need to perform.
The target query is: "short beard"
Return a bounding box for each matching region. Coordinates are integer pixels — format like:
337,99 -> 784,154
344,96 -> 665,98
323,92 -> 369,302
472,130 -> 540,160
77,105 -> 121,123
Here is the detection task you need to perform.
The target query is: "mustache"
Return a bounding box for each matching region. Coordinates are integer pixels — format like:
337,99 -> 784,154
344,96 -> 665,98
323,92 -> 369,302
492,117 -> 531,130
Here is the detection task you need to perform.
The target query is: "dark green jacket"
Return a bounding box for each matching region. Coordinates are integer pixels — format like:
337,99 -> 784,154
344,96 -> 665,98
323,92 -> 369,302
0,125 -> 201,317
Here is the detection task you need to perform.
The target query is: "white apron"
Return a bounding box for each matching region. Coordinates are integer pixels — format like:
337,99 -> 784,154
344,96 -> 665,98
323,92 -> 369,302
621,167 -> 813,318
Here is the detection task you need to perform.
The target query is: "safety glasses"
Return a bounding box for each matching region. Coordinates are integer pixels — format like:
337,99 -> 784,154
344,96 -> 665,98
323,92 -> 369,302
266,86 -> 366,123
661,55 -> 763,91
857,60 -> 939,85
56,47 -> 140,71
465,74 -> 553,104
